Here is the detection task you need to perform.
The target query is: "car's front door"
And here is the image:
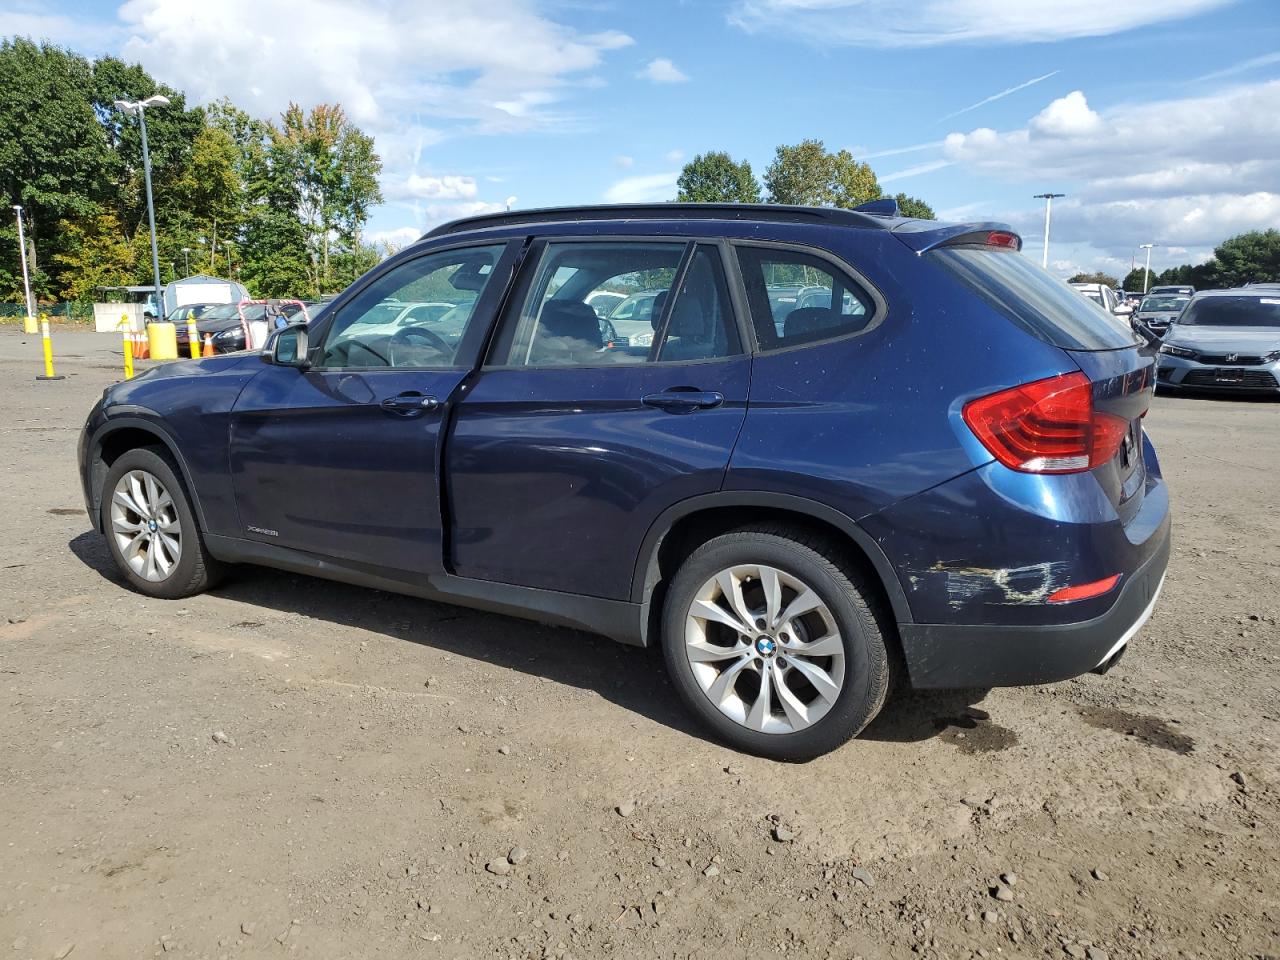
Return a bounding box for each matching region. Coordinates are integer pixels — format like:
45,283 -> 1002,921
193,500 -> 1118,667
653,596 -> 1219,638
445,238 -> 752,600
228,241 -> 516,574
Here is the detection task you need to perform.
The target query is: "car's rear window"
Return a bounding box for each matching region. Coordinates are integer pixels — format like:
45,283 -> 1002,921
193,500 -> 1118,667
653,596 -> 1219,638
931,248 -> 1140,351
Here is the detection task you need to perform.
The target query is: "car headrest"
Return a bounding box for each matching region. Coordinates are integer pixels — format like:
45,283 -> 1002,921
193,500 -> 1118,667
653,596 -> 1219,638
539,300 -> 602,347
650,290 -> 669,331
783,307 -> 841,339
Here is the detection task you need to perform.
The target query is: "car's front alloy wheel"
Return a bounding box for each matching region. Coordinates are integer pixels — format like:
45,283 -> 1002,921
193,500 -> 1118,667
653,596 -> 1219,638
101,446 -> 224,599
110,469 -> 183,582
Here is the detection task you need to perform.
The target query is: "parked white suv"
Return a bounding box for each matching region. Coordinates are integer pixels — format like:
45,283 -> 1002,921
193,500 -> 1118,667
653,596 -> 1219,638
1070,282 -> 1133,317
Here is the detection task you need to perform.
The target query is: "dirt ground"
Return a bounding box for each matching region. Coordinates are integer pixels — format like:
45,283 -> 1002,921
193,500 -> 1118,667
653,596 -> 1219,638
1,327 -> 1277,960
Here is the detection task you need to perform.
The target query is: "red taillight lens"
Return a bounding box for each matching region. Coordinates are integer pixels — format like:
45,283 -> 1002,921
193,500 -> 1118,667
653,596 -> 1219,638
962,372 -> 1128,474
1047,574 -> 1121,604
986,231 -> 1020,249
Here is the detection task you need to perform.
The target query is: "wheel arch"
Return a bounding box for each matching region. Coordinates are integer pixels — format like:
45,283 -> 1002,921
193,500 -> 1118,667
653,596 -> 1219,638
632,492 -> 913,647
88,414 -> 208,534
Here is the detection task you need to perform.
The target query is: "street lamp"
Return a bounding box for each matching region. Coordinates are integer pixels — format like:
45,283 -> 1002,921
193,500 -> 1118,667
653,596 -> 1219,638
114,94 -> 171,315
1033,193 -> 1066,270
1139,243 -> 1157,293
181,246 -> 192,275
11,205 -> 35,326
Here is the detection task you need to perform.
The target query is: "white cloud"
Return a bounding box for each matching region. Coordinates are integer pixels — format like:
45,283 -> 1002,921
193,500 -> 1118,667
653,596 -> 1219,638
729,0 -> 1234,47
640,58 -> 689,83
663,148 -> 686,164
944,82 -> 1280,198
390,174 -> 480,202
422,200 -> 509,229
942,79 -> 1280,269
614,155 -> 635,168
116,0 -> 633,130
0,9 -> 119,48
603,172 -> 679,204
367,226 -> 423,251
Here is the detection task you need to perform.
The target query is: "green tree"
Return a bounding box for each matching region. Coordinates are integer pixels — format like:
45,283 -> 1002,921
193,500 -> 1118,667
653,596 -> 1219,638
0,39 -> 110,299
51,210 -> 137,301
675,151 -> 760,203
1122,267 -> 1151,293
1212,229 -> 1280,287
763,139 -> 881,209
893,193 -> 935,219
1068,271 -> 1120,288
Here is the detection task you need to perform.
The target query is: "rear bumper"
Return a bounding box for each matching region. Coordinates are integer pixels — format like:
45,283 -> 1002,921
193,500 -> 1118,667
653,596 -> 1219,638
898,517 -> 1170,688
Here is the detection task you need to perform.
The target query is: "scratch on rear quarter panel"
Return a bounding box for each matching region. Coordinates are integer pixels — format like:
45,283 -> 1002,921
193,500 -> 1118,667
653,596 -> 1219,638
932,561 -> 1070,606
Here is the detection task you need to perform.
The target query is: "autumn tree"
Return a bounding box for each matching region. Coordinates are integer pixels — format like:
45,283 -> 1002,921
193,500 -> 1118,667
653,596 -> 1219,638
763,139 -> 881,209
893,193 -> 935,219
269,103 -> 382,294
1068,272 -> 1121,288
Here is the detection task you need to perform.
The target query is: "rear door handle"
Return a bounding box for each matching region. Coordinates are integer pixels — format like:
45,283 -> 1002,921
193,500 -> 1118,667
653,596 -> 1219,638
641,389 -> 724,413
380,392 -> 440,414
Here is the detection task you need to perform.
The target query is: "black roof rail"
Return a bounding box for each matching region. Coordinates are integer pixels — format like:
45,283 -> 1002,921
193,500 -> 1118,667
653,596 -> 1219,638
422,202 -> 894,239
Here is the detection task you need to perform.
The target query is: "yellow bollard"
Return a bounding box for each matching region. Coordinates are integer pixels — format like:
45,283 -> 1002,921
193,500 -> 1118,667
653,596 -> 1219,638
186,310 -> 199,359
120,315 -> 134,379
35,312 -> 65,381
22,313 -> 38,334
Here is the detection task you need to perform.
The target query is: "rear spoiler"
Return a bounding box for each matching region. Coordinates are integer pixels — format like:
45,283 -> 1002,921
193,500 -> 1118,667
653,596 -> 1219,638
890,219 -> 1022,254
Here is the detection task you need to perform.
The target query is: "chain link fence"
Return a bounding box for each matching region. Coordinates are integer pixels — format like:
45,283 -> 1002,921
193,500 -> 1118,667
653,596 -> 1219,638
0,302 -> 96,323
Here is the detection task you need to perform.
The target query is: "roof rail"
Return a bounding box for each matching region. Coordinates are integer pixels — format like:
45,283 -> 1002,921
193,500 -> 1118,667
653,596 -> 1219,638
422,202 -> 893,239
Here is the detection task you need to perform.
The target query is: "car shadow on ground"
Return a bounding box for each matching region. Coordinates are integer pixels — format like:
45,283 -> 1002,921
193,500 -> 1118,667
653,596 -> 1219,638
68,530 -> 991,754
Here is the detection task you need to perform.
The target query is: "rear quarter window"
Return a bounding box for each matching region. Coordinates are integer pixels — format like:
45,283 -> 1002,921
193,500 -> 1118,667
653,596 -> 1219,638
931,248 -> 1140,351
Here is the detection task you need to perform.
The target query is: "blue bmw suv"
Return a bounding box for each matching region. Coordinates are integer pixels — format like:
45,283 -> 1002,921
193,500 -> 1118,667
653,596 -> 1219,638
79,203 -> 1170,760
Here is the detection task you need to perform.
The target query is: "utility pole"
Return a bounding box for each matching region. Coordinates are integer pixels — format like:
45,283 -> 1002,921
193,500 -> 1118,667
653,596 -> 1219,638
181,246 -> 191,275
1140,243 -> 1157,293
1033,193 -> 1065,270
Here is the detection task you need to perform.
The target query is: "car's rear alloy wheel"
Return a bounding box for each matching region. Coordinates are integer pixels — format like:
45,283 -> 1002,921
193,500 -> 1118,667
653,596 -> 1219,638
101,446 -> 224,599
685,564 -> 845,734
111,469 -> 182,582
662,527 -> 890,761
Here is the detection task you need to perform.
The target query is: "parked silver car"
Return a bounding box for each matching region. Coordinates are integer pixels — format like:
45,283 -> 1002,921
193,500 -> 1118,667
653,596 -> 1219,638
1134,293 -> 1190,337
1157,290 -> 1280,394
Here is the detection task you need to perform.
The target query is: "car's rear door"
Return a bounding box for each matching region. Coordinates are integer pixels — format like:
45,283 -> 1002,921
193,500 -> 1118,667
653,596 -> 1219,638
445,238 -> 751,600
227,241 -> 518,574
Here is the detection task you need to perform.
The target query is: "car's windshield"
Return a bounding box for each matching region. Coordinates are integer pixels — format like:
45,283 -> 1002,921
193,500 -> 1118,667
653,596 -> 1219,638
1078,288 -> 1104,306
1140,296 -> 1189,312
1178,295 -> 1280,328
200,304 -> 239,320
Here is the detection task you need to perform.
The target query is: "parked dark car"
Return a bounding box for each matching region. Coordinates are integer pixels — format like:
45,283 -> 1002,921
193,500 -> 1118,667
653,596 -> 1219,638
1156,289 -> 1280,393
78,203 -> 1170,760
163,303 -> 220,324
1133,293 -> 1191,337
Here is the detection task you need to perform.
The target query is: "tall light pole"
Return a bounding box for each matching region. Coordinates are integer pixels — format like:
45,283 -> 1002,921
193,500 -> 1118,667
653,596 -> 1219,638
1139,243 -> 1157,293
1033,193 -> 1065,269
11,205 -> 34,325
114,95 -> 171,315
181,246 -> 191,275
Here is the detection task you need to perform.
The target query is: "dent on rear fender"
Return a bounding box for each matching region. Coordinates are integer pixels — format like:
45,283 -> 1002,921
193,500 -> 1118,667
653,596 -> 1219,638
925,560 -> 1071,608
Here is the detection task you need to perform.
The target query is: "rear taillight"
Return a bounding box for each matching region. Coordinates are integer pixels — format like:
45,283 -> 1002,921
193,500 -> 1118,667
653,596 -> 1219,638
962,372 -> 1128,474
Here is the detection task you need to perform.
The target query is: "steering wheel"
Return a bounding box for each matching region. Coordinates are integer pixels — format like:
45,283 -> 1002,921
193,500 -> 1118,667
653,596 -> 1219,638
388,325 -> 453,365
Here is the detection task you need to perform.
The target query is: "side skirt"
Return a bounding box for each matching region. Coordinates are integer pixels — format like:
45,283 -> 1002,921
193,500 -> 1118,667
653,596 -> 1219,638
204,534 -> 645,646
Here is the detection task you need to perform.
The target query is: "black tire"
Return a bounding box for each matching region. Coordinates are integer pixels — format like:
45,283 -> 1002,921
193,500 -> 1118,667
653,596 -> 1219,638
661,526 -> 891,761
100,446 -> 225,599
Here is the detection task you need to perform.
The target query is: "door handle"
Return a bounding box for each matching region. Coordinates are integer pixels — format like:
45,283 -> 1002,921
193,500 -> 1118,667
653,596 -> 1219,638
380,392 -> 440,414
641,389 -> 724,413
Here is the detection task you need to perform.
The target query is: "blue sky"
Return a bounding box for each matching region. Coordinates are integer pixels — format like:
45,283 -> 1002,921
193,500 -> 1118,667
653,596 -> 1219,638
7,0 -> 1280,278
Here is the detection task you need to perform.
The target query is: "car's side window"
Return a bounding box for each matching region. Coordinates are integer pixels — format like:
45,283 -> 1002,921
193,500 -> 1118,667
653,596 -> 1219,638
735,245 -> 874,351
317,245 -> 506,369
496,241 -> 741,367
